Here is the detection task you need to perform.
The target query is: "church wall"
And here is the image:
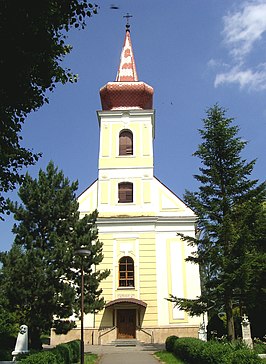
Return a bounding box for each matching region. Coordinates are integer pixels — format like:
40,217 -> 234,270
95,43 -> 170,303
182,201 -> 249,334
138,232 -> 158,326
155,227 -> 202,329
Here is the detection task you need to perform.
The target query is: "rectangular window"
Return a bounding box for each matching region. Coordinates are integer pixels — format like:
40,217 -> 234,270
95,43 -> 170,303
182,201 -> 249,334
118,182 -> 133,203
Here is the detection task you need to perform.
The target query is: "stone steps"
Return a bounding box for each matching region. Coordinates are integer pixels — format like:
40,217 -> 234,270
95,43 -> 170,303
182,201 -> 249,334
109,339 -> 141,347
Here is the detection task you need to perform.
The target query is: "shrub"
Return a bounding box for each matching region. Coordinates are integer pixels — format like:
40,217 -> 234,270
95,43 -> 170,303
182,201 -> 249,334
200,341 -> 232,364
165,335 -> 178,352
165,335 -> 263,364
67,340 -> 80,363
254,339 -> 266,354
0,349 -> 12,361
53,343 -> 71,364
20,351 -> 57,363
19,340 -> 80,364
228,348 -> 263,364
173,337 -> 206,364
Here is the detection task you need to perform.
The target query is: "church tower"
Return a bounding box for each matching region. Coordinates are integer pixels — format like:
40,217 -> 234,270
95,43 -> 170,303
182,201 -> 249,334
97,27 -> 155,216
52,25 -> 202,345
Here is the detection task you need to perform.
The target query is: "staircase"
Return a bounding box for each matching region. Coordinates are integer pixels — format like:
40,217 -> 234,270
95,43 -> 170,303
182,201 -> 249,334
110,339 -> 142,347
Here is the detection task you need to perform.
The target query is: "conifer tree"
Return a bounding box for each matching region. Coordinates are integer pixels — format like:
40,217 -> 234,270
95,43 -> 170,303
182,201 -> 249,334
169,105 -> 265,340
0,161 -> 109,349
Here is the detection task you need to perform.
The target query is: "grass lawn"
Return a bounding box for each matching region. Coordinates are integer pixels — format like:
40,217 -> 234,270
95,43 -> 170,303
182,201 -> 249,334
154,351 -> 185,364
83,353 -> 98,363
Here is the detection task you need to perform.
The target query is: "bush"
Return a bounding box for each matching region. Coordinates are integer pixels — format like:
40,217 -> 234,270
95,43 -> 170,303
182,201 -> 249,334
173,337 -> 206,364
229,348 -> 263,364
19,340 -> 80,364
165,335 -> 263,364
20,351 -> 57,364
165,335 -> 178,352
254,339 -> 266,354
200,341 -> 232,364
52,343 -> 71,364
67,340 -> 80,363
0,348 -> 13,361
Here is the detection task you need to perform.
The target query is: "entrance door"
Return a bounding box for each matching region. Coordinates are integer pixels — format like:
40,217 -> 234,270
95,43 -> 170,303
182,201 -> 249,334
117,309 -> 136,339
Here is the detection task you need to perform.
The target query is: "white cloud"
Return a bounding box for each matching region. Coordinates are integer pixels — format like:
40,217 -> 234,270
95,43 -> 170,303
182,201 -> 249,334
213,0 -> 266,91
215,63 -> 266,91
207,58 -> 229,69
223,0 -> 266,60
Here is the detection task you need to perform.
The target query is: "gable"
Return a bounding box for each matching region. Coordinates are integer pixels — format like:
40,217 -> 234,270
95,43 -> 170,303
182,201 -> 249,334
154,177 -> 195,217
78,180 -> 98,215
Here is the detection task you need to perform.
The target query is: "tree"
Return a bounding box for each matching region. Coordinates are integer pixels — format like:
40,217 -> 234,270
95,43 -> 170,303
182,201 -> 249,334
0,161 -> 109,349
0,1 -> 98,219
168,105 -> 265,341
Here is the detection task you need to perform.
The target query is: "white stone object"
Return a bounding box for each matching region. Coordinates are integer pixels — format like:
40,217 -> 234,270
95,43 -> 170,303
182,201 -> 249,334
241,314 -> 253,348
12,325 -> 29,358
198,322 -> 207,341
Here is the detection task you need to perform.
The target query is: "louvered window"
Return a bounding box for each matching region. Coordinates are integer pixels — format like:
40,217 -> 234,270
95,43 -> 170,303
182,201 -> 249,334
118,182 -> 133,203
119,130 -> 133,155
119,256 -> 134,287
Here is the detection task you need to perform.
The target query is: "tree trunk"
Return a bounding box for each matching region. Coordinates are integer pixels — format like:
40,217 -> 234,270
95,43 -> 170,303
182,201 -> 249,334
225,295 -> 235,341
29,327 -> 42,350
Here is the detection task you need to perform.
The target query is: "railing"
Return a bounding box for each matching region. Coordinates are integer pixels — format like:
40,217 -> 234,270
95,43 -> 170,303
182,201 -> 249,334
98,326 -> 116,345
136,326 -> 154,343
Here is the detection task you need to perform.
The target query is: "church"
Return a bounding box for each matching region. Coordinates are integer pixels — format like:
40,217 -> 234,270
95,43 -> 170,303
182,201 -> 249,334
52,24 -> 201,345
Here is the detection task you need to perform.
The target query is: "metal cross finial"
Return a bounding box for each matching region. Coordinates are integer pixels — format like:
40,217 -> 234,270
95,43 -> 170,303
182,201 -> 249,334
123,13 -> 132,31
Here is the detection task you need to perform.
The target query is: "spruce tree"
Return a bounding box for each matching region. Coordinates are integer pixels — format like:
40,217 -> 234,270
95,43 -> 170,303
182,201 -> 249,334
169,105 -> 265,340
0,161 -> 109,349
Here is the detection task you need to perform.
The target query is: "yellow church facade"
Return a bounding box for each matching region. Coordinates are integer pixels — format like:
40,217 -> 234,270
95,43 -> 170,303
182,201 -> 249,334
51,27 -> 201,346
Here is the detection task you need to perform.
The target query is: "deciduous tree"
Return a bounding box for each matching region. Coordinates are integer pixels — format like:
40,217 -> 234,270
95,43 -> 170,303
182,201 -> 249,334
0,1 -> 98,219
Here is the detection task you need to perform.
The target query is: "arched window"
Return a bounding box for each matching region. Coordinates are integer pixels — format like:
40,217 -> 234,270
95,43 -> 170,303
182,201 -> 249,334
119,130 -> 133,155
119,256 -> 134,287
118,182 -> 133,203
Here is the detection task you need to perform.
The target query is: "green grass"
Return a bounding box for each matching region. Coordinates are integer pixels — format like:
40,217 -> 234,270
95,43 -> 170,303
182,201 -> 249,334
84,353 -> 98,364
154,351 -> 185,364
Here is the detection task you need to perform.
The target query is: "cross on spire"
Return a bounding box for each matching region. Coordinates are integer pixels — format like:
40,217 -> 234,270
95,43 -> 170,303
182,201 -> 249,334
123,13 -> 132,31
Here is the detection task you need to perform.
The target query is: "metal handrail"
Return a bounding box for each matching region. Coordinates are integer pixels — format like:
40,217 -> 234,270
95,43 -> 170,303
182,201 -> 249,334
136,326 -> 154,343
98,326 -> 116,344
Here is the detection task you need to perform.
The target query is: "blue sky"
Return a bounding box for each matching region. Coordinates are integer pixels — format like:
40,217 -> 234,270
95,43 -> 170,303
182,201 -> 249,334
1,0 -> 266,251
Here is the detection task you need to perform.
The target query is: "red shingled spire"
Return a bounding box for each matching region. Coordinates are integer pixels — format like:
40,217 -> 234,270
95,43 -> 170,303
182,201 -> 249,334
100,28 -> 153,110
116,29 -> 138,82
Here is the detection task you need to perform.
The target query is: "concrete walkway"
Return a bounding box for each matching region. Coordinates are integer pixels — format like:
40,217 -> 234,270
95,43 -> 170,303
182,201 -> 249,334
85,343 -> 165,364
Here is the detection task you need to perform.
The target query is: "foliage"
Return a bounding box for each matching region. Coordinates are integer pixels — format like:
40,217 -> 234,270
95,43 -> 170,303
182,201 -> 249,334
228,348 -> 263,364
20,351 -> 58,364
168,105 -> 266,340
200,341 -> 232,364
18,340 -> 80,363
165,336 -> 263,364
253,339 -> 266,354
165,335 -> 179,352
0,162 -> 109,349
0,348 -> 12,361
173,337 -> 207,364
53,319 -> 77,335
0,1 -> 98,219
0,285 -> 18,360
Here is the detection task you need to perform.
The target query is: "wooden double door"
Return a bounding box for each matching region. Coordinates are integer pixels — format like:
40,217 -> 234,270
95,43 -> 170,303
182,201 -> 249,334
117,309 -> 136,339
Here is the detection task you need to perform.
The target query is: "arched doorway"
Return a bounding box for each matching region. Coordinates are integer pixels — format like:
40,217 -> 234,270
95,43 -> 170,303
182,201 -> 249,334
105,298 -> 147,339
